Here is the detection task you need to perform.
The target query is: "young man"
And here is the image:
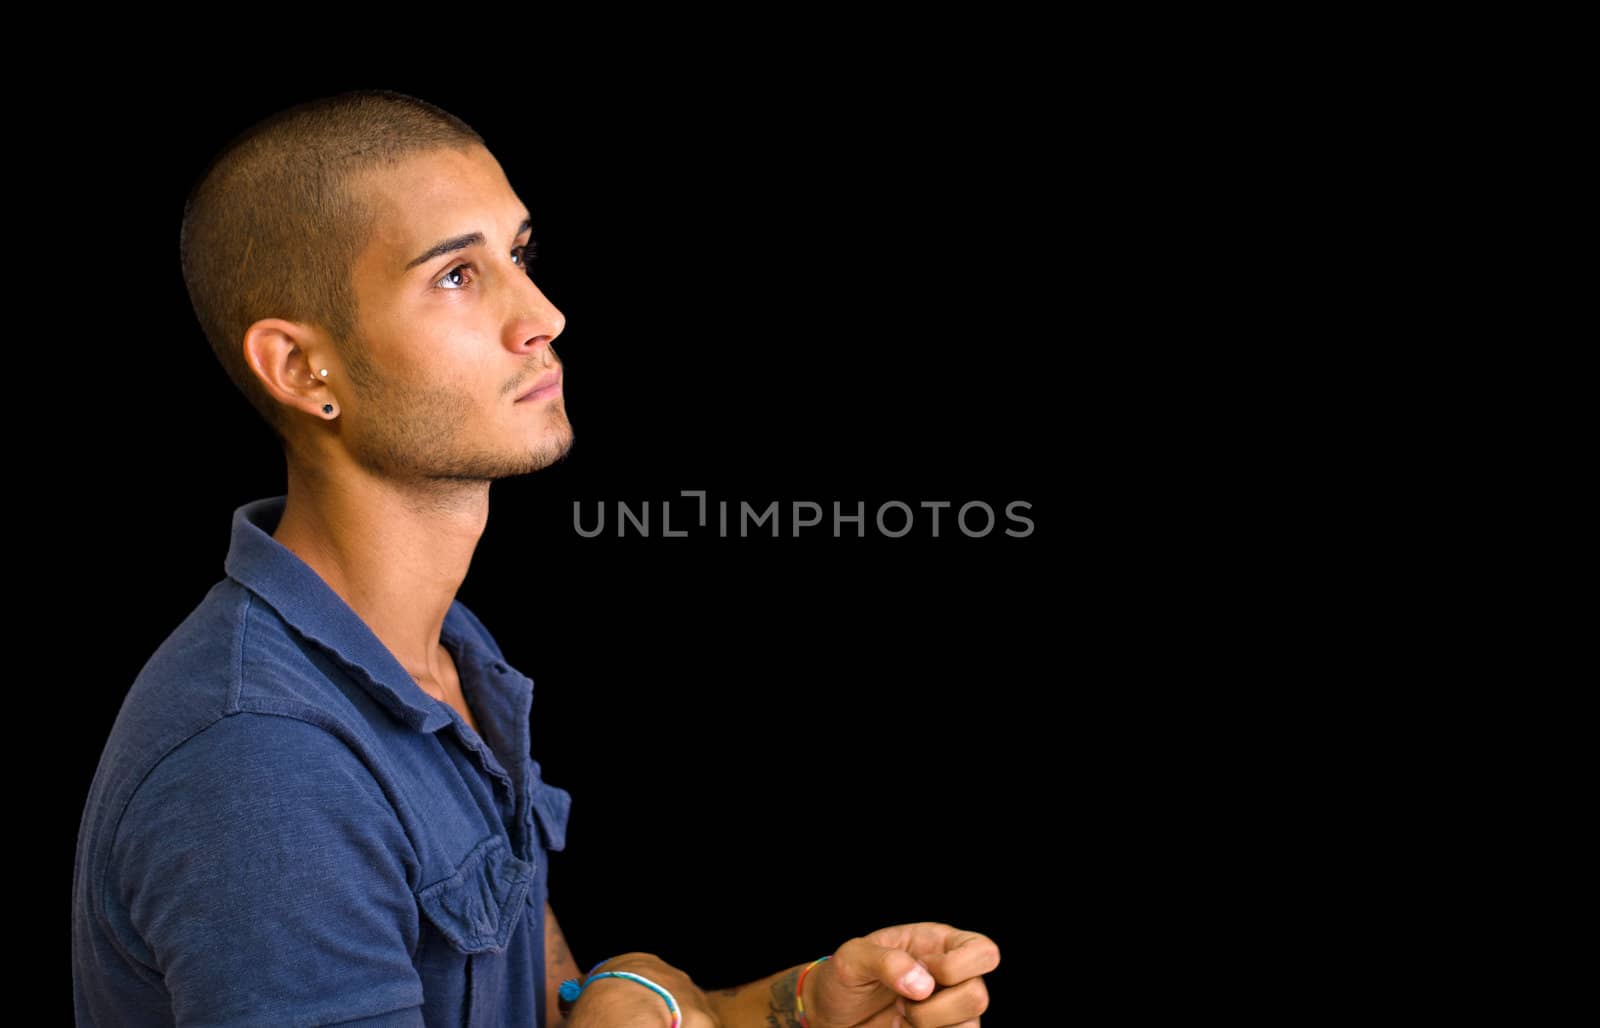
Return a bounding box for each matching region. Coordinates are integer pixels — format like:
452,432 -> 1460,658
71,89 -> 998,1027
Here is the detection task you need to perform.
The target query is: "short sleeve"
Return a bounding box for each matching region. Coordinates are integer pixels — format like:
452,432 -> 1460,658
115,713 -> 427,1026
529,761 -> 573,853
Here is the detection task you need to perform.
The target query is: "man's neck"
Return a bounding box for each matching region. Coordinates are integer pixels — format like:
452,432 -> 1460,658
270,467 -> 490,683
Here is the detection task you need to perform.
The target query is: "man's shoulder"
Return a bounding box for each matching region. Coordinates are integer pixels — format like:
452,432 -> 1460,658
99,710 -> 419,943
130,708 -> 381,805
128,573 -> 386,725
83,577 -> 380,847
101,710 -> 408,890
98,579 -> 250,780
76,707 -> 395,939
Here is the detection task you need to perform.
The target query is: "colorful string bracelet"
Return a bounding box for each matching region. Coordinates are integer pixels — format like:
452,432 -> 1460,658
796,954 -> 831,1028
558,956 -> 611,1009
559,959 -> 681,1028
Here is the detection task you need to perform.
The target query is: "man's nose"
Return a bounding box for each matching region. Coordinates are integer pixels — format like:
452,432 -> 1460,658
509,282 -> 565,355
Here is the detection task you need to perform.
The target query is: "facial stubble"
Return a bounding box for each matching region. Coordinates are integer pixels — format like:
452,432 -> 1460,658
346,371 -> 575,484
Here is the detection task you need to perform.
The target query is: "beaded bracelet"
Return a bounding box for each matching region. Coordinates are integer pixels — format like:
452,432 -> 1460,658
796,954 -> 831,1028
560,959 -> 681,1028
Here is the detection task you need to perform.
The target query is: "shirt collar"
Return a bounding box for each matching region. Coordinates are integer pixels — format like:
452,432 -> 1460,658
223,494 -> 494,734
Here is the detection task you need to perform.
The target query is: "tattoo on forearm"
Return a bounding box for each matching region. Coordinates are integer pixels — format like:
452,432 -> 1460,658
764,968 -> 802,1028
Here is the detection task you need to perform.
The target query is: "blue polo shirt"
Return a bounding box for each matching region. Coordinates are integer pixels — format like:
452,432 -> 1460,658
72,495 -> 573,1026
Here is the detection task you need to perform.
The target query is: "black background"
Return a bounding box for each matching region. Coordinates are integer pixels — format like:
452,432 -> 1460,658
42,56 -> 1101,1024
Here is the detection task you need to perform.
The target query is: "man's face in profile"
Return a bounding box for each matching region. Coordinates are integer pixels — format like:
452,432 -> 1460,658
336,144 -> 572,482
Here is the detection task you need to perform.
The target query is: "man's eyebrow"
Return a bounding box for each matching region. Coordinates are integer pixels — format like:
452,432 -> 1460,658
404,214 -> 534,272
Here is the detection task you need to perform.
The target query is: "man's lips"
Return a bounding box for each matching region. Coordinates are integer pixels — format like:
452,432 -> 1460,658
515,369 -> 562,402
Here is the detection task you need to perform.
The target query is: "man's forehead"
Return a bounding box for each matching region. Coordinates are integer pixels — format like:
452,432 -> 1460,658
354,149 -> 526,266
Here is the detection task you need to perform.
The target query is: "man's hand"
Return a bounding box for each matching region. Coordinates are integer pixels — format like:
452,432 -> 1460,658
565,951 -> 722,1028
802,922 -> 1000,1028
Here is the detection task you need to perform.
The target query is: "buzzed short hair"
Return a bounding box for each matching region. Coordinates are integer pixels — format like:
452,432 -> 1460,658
179,89 -> 485,445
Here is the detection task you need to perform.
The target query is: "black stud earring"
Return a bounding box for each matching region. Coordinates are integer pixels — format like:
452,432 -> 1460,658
323,404 -> 335,416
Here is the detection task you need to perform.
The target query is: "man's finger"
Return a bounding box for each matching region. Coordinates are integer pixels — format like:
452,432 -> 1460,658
901,973 -> 991,1026
837,937 -> 940,1001
926,930 -> 1002,985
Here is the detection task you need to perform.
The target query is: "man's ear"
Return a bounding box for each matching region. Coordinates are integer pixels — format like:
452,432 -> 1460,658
243,319 -> 340,420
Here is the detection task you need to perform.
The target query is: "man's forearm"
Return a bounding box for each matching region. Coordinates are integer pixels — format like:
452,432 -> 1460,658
706,961 -> 817,1028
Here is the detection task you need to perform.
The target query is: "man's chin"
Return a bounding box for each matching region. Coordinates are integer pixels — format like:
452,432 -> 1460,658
507,426 -> 575,477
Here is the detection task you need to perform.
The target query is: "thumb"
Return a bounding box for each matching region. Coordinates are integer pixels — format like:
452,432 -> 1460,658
839,939 -> 938,1002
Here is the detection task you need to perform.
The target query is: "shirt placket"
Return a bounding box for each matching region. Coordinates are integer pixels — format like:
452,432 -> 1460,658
450,660 -> 536,860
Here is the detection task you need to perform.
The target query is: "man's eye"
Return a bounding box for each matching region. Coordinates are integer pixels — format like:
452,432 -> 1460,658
438,243 -> 538,290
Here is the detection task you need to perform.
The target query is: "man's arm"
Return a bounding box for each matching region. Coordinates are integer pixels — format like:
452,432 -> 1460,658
542,909 -> 820,1028
117,715 -> 428,1025
705,963 -> 821,1028
544,901 -> 582,1027
554,924 -> 992,1028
